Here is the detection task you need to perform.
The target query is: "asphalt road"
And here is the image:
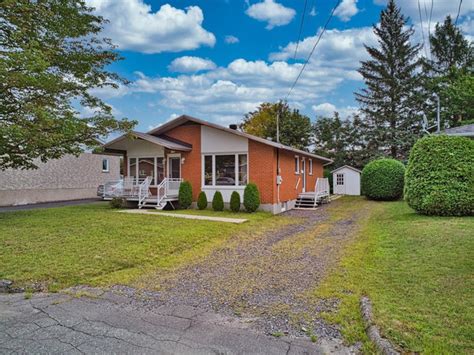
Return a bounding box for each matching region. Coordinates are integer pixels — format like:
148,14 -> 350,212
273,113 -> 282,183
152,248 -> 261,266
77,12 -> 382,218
0,290 -> 355,354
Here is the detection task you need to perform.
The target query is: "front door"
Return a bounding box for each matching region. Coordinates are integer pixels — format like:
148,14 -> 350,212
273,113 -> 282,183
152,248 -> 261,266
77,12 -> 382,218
168,156 -> 181,179
302,159 -> 306,193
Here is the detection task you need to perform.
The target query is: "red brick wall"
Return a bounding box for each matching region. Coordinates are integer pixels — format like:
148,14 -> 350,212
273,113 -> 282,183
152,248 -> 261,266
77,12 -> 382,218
162,123 -> 202,201
248,140 -> 276,204
277,150 -> 325,203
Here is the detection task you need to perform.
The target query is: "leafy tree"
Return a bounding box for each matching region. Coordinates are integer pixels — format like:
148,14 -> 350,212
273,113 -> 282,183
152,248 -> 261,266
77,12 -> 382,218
355,0 -> 422,160
422,16 -> 474,127
0,0 -> 135,170
242,102 -> 312,151
313,112 -> 374,169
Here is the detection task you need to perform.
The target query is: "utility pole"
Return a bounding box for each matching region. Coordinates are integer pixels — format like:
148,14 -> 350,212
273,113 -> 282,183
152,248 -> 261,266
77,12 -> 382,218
276,101 -> 280,143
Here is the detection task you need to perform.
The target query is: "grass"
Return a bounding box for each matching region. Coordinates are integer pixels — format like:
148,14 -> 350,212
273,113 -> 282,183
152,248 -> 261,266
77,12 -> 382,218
0,202 -> 289,291
314,199 -> 474,354
152,208 -> 254,219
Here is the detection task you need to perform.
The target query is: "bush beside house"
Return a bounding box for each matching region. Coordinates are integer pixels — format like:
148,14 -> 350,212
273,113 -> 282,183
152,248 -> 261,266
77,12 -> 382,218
361,159 -> 405,200
230,191 -> 241,212
212,191 -> 224,211
178,181 -> 193,209
405,135 -> 474,216
244,183 -> 260,212
197,191 -> 208,210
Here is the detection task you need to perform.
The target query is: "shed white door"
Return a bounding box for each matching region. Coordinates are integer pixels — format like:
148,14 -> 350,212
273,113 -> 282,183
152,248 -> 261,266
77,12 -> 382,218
334,173 -> 345,194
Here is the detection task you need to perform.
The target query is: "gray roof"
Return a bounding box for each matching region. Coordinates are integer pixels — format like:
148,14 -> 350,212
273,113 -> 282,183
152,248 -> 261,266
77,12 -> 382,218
147,115 -> 333,163
331,165 -> 362,174
442,124 -> 474,137
103,131 -> 192,151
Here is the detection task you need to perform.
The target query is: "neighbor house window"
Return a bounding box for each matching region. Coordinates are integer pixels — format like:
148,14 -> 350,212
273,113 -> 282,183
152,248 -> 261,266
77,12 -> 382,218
238,154 -> 248,185
102,158 -> 109,172
309,159 -> 313,175
294,156 -> 300,174
336,173 -> 344,185
203,153 -> 248,187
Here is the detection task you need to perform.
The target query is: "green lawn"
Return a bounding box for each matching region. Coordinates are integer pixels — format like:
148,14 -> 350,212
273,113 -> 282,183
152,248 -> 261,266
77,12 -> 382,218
0,202 -> 287,291
315,200 -> 474,354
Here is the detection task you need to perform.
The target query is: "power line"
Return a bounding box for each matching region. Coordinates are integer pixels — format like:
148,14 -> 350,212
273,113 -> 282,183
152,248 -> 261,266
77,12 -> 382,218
455,0 -> 463,26
417,0 -> 429,58
293,0 -> 308,60
428,0 -> 433,59
285,0 -> 341,101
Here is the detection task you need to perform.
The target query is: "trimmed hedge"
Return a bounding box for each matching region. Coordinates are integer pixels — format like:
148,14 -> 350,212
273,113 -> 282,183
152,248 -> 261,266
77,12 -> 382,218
109,197 -> 125,209
405,135 -> 474,216
197,191 -> 208,210
243,183 -> 260,212
230,191 -> 241,212
212,191 -> 224,211
178,181 -> 193,209
361,159 -> 405,200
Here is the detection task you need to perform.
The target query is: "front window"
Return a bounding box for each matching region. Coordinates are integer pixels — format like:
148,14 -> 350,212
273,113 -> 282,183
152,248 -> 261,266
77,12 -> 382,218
203,153 -> 248,186
204,155 -> 213,185
128,157 -> 163,185
215,155 -> 235,186
238,154 -> 247,185
336,173 -> 344,185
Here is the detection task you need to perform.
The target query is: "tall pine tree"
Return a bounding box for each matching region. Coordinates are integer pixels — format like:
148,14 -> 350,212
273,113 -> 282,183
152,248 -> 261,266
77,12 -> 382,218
355,0 -> 422,160
423,16 -> 474,127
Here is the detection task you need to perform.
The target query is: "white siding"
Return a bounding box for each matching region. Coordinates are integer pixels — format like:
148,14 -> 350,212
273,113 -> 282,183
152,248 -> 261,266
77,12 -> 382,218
332,167 -> 361,195
201,125 -> 248,153
121,139 -> 164,157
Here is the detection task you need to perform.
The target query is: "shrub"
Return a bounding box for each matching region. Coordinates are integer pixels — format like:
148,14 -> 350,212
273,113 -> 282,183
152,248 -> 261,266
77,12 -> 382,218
178,181 -> 193,209
361,158 -> 405,200
230,191 -> 241,212
405,135 -> 474,216
109,197 -> 125,209
324,168 -> 333,194
243,183 -> 260,212
197,191 -> 208,210
212,191 -> 224,211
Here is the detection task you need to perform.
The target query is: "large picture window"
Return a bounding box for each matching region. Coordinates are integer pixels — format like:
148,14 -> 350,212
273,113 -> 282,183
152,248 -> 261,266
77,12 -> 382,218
203,153 -> 248,187
215,155 -> 235,185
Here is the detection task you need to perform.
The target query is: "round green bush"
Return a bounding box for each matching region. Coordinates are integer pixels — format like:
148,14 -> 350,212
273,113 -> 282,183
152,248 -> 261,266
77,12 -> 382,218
109,197 -> 125,209
178,181 -> 193,209
243,183 -> 260,212
212,191 -> 224,211
230,191 -> 241,212
361,158 -> 405,200
197,191 -> 208,210
405,135 -> 474,216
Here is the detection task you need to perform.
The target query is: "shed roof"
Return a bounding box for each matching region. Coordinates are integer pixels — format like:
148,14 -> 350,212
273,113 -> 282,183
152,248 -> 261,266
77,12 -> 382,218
331,165 -> 362,174
442,124 -> 474,137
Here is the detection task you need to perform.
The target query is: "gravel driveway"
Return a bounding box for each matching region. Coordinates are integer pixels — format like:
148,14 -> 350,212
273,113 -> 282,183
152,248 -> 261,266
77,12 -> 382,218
139,199 -> 370,344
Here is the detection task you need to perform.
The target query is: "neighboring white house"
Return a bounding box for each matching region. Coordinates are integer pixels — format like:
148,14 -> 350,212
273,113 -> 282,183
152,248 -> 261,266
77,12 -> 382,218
0,153 -> 120,206
332,165 -> 361,196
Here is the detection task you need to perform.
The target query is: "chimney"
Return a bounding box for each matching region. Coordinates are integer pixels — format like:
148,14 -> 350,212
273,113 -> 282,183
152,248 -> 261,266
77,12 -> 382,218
229,124 -> 238,130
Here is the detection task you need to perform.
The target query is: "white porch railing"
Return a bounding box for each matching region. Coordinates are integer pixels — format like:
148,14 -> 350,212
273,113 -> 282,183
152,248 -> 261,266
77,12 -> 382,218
315,178 -> 330,202
138,176 -> 152,208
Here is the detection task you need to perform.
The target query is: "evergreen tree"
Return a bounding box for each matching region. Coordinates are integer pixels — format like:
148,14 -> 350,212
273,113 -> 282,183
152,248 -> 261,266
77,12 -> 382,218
242,102 -> 313,151
423,16 -> 474,127
355,0 -> 422,160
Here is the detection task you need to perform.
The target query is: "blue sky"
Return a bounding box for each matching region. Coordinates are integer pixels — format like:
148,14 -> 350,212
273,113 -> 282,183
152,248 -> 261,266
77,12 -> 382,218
86,0 -> 473,132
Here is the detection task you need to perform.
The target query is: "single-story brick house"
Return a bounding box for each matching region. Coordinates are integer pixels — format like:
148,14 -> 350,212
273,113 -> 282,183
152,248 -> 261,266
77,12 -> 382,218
103,115 -> 332,213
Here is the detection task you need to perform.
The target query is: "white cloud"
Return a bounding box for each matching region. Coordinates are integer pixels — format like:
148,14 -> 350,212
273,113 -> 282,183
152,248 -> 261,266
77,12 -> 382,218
86,0 -> 215,54
270,27 -> 376,73
225,35 -> 240,44
168,56 -> 217,73
334,0 -> 359,22
245,0 -> 296,29
312,103 -> 358,118
309,7 -> 317,17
